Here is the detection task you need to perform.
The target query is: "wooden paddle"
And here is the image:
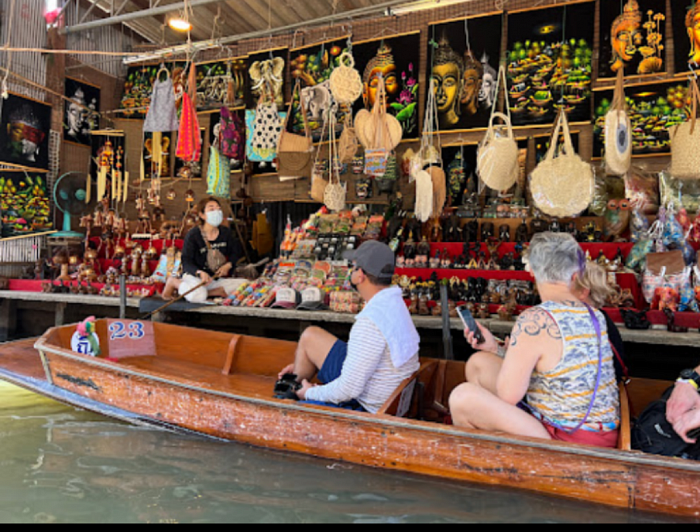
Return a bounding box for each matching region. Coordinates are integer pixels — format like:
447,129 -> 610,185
143,274 -> 221,320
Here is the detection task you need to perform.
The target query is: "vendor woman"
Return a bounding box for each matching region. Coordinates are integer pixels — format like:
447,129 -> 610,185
162,197 -> 244,303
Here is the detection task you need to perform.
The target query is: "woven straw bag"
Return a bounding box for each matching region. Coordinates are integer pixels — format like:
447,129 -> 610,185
362,75 -> 402,152
530,110 -> 593,218
338,113 -> 359,163
329,52 -> 363,105
477,65 -> 519,191
670,78 -> 700,180
605,67 -> 632,176
323,109 -> 346,211
278,81 -> 314,180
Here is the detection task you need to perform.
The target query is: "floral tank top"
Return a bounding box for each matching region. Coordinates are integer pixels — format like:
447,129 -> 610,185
526,301 -> 620,433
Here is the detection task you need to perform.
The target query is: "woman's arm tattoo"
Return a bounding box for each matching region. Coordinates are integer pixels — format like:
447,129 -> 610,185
509,308 -> 561,347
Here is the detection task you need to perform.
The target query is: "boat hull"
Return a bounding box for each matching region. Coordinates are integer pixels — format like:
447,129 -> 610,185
32,340 -> 700,518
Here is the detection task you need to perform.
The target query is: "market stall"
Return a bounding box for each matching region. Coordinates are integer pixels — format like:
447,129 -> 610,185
2,0 -> 700,356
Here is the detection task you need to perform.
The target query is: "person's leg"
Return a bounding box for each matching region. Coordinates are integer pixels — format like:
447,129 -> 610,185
449,351 -> 552,440
291,326 -> 339,382
161,276 -> 182,300
207,278 -> 247,299
178,274 -> 208,303
448,383 -> 551,439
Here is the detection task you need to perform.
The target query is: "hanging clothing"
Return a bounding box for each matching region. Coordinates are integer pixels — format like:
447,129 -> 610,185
176,92 -> 201,162
144,77 -> 179,133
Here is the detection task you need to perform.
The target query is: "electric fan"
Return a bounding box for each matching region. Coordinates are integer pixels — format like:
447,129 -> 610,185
53,172 -> 97,237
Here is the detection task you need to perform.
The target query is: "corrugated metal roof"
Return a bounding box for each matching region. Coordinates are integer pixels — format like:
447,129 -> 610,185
72,0 -> 388,45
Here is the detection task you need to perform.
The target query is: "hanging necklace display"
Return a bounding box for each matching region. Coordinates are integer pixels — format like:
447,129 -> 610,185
324,105 -> 347,212
476,64 -> 519,192
604,65 -> 632,177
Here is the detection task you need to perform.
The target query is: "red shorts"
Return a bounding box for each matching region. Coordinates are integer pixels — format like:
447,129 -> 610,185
542,423 -> 619,448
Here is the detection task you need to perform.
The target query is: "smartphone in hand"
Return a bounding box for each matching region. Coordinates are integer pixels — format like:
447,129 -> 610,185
457,305 -> 485,344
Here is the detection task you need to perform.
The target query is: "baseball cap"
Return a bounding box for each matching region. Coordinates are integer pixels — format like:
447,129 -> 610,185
271,287 -> 299,309
342,240 -> 395,281
297,286 -> 328,311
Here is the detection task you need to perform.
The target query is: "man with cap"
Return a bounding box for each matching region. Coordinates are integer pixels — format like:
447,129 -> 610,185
277,240 -> 420,413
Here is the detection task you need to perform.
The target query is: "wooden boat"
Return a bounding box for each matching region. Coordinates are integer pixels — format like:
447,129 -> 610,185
1,318 -> 700,518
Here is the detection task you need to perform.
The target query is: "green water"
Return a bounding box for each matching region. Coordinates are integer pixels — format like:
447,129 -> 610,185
0,381 -> 691,523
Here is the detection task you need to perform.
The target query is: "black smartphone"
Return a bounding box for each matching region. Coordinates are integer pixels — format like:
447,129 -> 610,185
457,305 -> 484,344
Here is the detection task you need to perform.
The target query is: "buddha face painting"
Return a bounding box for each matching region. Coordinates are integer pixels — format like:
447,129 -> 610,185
6,104 -> 46,164
686,4 -> 700,66
431,37 -> 464,128
610,0 -> 643,72
460,50 -> 484,116
362,42 -> 399,109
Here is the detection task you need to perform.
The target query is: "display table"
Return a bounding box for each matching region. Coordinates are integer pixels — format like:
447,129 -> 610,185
1,290 -> 699,351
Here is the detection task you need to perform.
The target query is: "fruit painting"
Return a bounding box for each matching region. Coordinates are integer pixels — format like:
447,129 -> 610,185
505,2 -> 595,127
0,171 -> 51,236
593,81 -> 691,158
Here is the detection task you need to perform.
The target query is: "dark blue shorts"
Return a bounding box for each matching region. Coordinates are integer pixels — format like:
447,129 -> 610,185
301,340 -> 366,412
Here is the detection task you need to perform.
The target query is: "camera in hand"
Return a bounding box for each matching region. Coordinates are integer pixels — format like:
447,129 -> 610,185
274,373 -> 302,400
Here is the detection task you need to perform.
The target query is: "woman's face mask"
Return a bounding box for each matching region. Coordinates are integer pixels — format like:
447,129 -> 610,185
206,209 -> 223,228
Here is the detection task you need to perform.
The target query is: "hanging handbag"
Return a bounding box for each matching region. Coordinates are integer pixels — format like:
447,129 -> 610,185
206,145 -> 231,199
670,77 -> 700,180
329,51 -> 363,105
530,110 -> 593,218
277,80 -> 314,181
363,75 -> 396,177
324,111 -> 346,211
218,107 -> 245,161
338,113 -> 359,163
245,95 -> 284,163
477,65 -> 518,191
605,67 -> 632,176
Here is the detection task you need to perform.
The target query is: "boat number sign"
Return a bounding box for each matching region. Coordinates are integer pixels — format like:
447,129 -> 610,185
106,319 -> 156,360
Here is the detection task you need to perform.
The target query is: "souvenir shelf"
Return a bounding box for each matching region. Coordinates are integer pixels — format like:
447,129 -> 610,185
395,241 -> 645,316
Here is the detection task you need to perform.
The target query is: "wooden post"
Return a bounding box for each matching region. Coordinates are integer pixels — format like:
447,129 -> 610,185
0,299 -> 17,342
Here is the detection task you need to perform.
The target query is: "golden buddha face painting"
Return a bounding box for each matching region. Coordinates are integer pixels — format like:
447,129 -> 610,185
431,37 -> 464,128
687,4 -> 700,66
362,42 -> 399,109
461,50 -> 484,116
610,0 -> 643,72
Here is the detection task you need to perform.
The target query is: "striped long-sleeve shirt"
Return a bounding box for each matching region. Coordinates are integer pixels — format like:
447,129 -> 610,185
304,317 -> 420,413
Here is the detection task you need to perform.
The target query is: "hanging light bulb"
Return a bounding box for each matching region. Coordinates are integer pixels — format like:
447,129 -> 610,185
168,16 -> 192,32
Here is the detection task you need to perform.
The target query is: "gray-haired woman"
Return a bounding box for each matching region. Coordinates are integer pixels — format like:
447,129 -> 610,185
449,232 -> 620,448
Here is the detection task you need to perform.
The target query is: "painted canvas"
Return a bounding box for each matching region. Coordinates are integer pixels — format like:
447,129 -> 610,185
0,170 -> 51,236
593,81 -> 690,157
289,38 -> 350,142
196,56 -> 248,111
506,2 -> 595,127
245,48 -> 288,111
352,32 -> 421,139
598,0 -> 666,79
64,77 -> 100,146
427,14 -> 502,132
672,0 -> 700,74
0,92 -> 51,171
120,62 -> 187,119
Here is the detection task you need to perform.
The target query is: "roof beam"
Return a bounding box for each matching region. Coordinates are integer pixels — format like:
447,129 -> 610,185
61,0 -> 223,35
